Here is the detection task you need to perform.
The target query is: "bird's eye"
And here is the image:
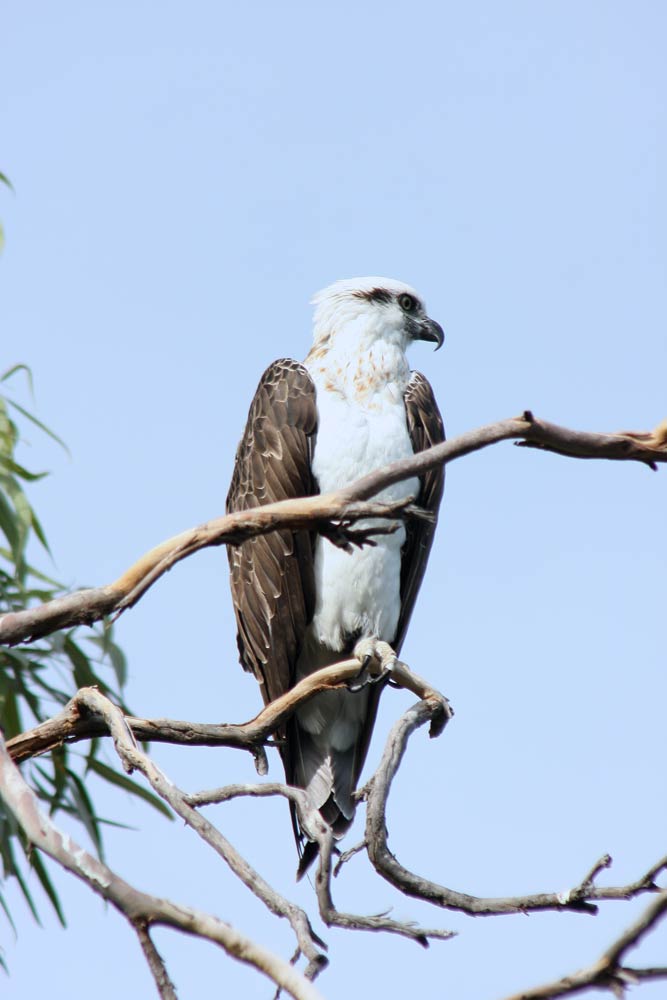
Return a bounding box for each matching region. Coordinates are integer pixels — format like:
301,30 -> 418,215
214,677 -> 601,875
398,293 -> 417,313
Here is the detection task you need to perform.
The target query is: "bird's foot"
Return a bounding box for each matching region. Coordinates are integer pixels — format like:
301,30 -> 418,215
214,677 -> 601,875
388,660 -> 454,738
348,638 -> 396,692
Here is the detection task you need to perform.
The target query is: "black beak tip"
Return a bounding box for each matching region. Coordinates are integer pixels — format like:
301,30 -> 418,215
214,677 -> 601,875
431,320 -> 445,351
412,317 -> 444,351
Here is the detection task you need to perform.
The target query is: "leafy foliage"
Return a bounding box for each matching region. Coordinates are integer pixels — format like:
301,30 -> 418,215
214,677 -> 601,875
0,366 -> 170,942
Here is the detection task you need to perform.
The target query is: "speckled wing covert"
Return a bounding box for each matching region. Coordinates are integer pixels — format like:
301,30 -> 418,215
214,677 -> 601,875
226,359 -> 318,709
396,370 -> 446,649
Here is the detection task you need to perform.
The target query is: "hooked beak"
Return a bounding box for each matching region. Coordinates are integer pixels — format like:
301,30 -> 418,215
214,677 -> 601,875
415,317 -> 445,351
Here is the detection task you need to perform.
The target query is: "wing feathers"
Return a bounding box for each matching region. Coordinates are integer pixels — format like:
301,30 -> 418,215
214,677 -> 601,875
396,370 -> 446,651
226,359 -> 318,705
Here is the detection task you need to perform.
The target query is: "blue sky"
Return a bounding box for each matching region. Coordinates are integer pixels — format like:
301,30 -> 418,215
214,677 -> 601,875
2,2 -> 666,998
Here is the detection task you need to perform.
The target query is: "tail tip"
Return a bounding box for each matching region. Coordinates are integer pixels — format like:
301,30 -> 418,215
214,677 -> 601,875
296,839 -> 320,880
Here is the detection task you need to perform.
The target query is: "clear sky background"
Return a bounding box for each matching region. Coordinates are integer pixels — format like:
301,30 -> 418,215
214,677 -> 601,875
2,2 -> 666,998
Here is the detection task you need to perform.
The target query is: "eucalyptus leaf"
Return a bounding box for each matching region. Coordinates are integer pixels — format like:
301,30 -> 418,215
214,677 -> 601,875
0,367 -> 161,937
87,758 -> 174,820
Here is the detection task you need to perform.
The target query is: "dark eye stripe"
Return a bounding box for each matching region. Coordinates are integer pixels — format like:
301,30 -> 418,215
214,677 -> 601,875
352,288 -> 393,305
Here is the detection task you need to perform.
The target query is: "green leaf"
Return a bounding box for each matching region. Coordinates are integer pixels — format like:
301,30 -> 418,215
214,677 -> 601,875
29,671 -> 71,705
0,688 -> 22,740
1,365 -> 31,389
0,173 -> 14,194
64,769 -> 103,859
0,456 -> 48,482
9,488 -> 33,547
63,636 -> 100,690
0,490 -> 22,567
29,508 -> 52,556
29,852 -> 65,927
5,398 -> 68,454
0,365 -> 149,933
87,633 -> 128,689
1,554 -> 61,589
0,837 -> 40,925
0,887 -> 17,935
86,758 -> 174,820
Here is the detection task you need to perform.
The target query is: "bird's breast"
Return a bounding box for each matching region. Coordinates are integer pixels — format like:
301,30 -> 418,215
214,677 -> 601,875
303,370 -> 419,652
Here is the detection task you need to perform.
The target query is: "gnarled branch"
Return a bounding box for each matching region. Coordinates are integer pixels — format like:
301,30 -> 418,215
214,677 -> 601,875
1,412 -> 665,648
6,655 -> 451,765
62,687 -> 329,983
0,731 -> 324,1000
362,699 -> 667,917
7,665 -> 664,927
189,781 -> 455,946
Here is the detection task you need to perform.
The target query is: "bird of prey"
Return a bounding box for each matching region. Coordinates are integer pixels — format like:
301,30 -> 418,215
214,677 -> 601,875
226,277 -> 445,873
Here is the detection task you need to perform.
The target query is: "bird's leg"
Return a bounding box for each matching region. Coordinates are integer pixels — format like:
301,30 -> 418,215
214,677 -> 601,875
348,638 -> 396,692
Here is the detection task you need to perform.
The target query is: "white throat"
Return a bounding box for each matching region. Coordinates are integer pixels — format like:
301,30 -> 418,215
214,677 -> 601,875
306,307 -> 412,405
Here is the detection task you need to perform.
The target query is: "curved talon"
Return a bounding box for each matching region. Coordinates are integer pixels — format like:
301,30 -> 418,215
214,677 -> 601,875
348,638 -> 397,692
348,667 -> 392,693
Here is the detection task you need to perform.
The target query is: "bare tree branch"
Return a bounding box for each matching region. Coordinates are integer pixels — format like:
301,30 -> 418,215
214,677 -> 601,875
1,412 -> 665,648
7,653 -> 450,763
500,888 -> 667,999
68,687 -> 330,983
189,781 -> 455,946
6,658 -> 383,764
363,700 -> 667,917
0,731 -> 324,1000
7,668 -> 664,927
2,403 -> 664,998
134,923 -> 178,1000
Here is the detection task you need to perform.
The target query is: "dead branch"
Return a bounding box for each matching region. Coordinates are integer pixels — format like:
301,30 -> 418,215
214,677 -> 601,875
1,412 -> 665,648
189,781 -> 455,947
7,667 -> 664,928
500,888 -> 667,999
134,924 -> 178,1000
363,700 -> 667,917
8,652 -> 450,763
7,657 -> 382,764
69,687 -> 329,983
0,731 -> 324,1000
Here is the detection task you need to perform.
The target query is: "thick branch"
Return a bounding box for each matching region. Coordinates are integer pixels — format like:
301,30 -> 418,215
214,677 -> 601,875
1,412 -> 665,647
0,731 -> 324,1000
7,658 -> 375,764
8,655 -> 448,765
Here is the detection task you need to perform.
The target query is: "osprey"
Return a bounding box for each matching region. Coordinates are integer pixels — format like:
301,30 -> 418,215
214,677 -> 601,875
227,277 -> 445,873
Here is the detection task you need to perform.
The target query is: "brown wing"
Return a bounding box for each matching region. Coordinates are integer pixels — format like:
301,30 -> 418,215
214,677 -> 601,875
395,370 -> 445,651
226,359 -> 318,706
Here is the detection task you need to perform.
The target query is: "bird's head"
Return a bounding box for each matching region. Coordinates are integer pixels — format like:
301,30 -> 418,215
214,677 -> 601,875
309,277 -> 444,359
